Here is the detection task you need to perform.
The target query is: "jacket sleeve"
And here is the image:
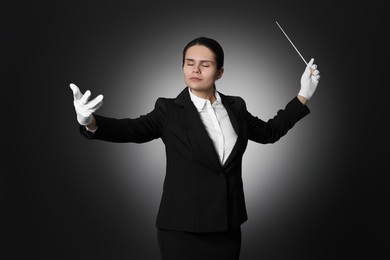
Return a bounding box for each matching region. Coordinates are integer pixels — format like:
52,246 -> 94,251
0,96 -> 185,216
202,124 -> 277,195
79,98 -> 168,143
246,97 -> 310,144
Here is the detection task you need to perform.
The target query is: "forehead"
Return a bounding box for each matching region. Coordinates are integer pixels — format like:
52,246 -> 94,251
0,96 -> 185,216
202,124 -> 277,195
185,45 -> 216,61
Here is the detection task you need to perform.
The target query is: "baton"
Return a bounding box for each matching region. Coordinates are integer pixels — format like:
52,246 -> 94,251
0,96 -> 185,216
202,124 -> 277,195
275,21 -> 308,65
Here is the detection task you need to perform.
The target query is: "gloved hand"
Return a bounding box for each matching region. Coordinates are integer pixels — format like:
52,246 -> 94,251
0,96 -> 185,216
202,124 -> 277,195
69,83 -> 104,126
298,58 -> 320,100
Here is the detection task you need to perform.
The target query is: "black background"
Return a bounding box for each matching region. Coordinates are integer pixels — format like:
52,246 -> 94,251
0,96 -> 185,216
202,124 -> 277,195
2,1 -> 388,259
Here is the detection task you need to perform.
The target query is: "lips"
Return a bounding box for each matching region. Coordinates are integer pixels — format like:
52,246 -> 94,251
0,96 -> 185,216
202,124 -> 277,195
190,77 -> 202,81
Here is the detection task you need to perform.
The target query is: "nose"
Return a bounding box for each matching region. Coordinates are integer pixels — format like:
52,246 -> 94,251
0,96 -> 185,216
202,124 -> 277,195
193,64 -> 200,73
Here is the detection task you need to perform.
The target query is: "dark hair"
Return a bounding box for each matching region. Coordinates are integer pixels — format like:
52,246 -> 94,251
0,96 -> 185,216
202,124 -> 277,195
182,37 -> 224,70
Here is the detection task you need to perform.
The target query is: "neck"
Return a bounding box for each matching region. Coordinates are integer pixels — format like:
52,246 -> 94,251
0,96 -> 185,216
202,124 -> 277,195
190,88 -> 216,103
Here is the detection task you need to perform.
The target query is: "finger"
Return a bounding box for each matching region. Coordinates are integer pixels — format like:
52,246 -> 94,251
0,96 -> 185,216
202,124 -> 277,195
80,90 -> 91,104
69,83 -> 82,100
310,65 -> 318,76
86,94 -> 104,110
304,58 -> 314,77
307,58 -> 314,67
311,74 -> 320,82
90,99 -> 104,112
312,69 -> 320,76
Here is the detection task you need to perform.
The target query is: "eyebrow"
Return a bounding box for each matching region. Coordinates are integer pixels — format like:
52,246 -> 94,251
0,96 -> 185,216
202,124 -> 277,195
185,58 -> 214,63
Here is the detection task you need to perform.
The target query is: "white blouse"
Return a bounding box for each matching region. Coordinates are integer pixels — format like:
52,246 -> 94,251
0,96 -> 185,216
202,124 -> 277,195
189,88 -> 238,165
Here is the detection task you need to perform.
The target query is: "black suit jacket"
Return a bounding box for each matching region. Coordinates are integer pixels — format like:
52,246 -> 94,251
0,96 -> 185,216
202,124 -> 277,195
80,87 -> 310,232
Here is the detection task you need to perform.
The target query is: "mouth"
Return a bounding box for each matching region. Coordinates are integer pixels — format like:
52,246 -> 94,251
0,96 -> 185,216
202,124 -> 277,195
190,77 -> 202,81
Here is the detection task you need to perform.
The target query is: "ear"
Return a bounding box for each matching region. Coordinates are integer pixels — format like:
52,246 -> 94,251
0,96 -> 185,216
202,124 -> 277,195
216,67 -> 224,79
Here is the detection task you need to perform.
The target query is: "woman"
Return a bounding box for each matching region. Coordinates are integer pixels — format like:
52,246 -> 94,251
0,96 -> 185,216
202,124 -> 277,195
70,37 -> 320,260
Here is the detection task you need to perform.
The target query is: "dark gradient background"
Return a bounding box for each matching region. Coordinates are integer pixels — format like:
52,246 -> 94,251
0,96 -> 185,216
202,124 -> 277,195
2,1 -> 387,259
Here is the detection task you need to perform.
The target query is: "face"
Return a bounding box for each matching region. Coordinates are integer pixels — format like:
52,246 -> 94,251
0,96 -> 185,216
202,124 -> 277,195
183,45 -> 224,94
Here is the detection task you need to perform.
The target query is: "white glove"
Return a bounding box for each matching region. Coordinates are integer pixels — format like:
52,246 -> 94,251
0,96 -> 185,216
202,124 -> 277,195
69,83 -> 104,126
298,58 -> 320,100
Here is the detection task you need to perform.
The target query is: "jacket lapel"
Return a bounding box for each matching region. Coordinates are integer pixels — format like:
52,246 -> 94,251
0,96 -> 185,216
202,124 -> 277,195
175,88 -> 222,172
174,88 -> 244,172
